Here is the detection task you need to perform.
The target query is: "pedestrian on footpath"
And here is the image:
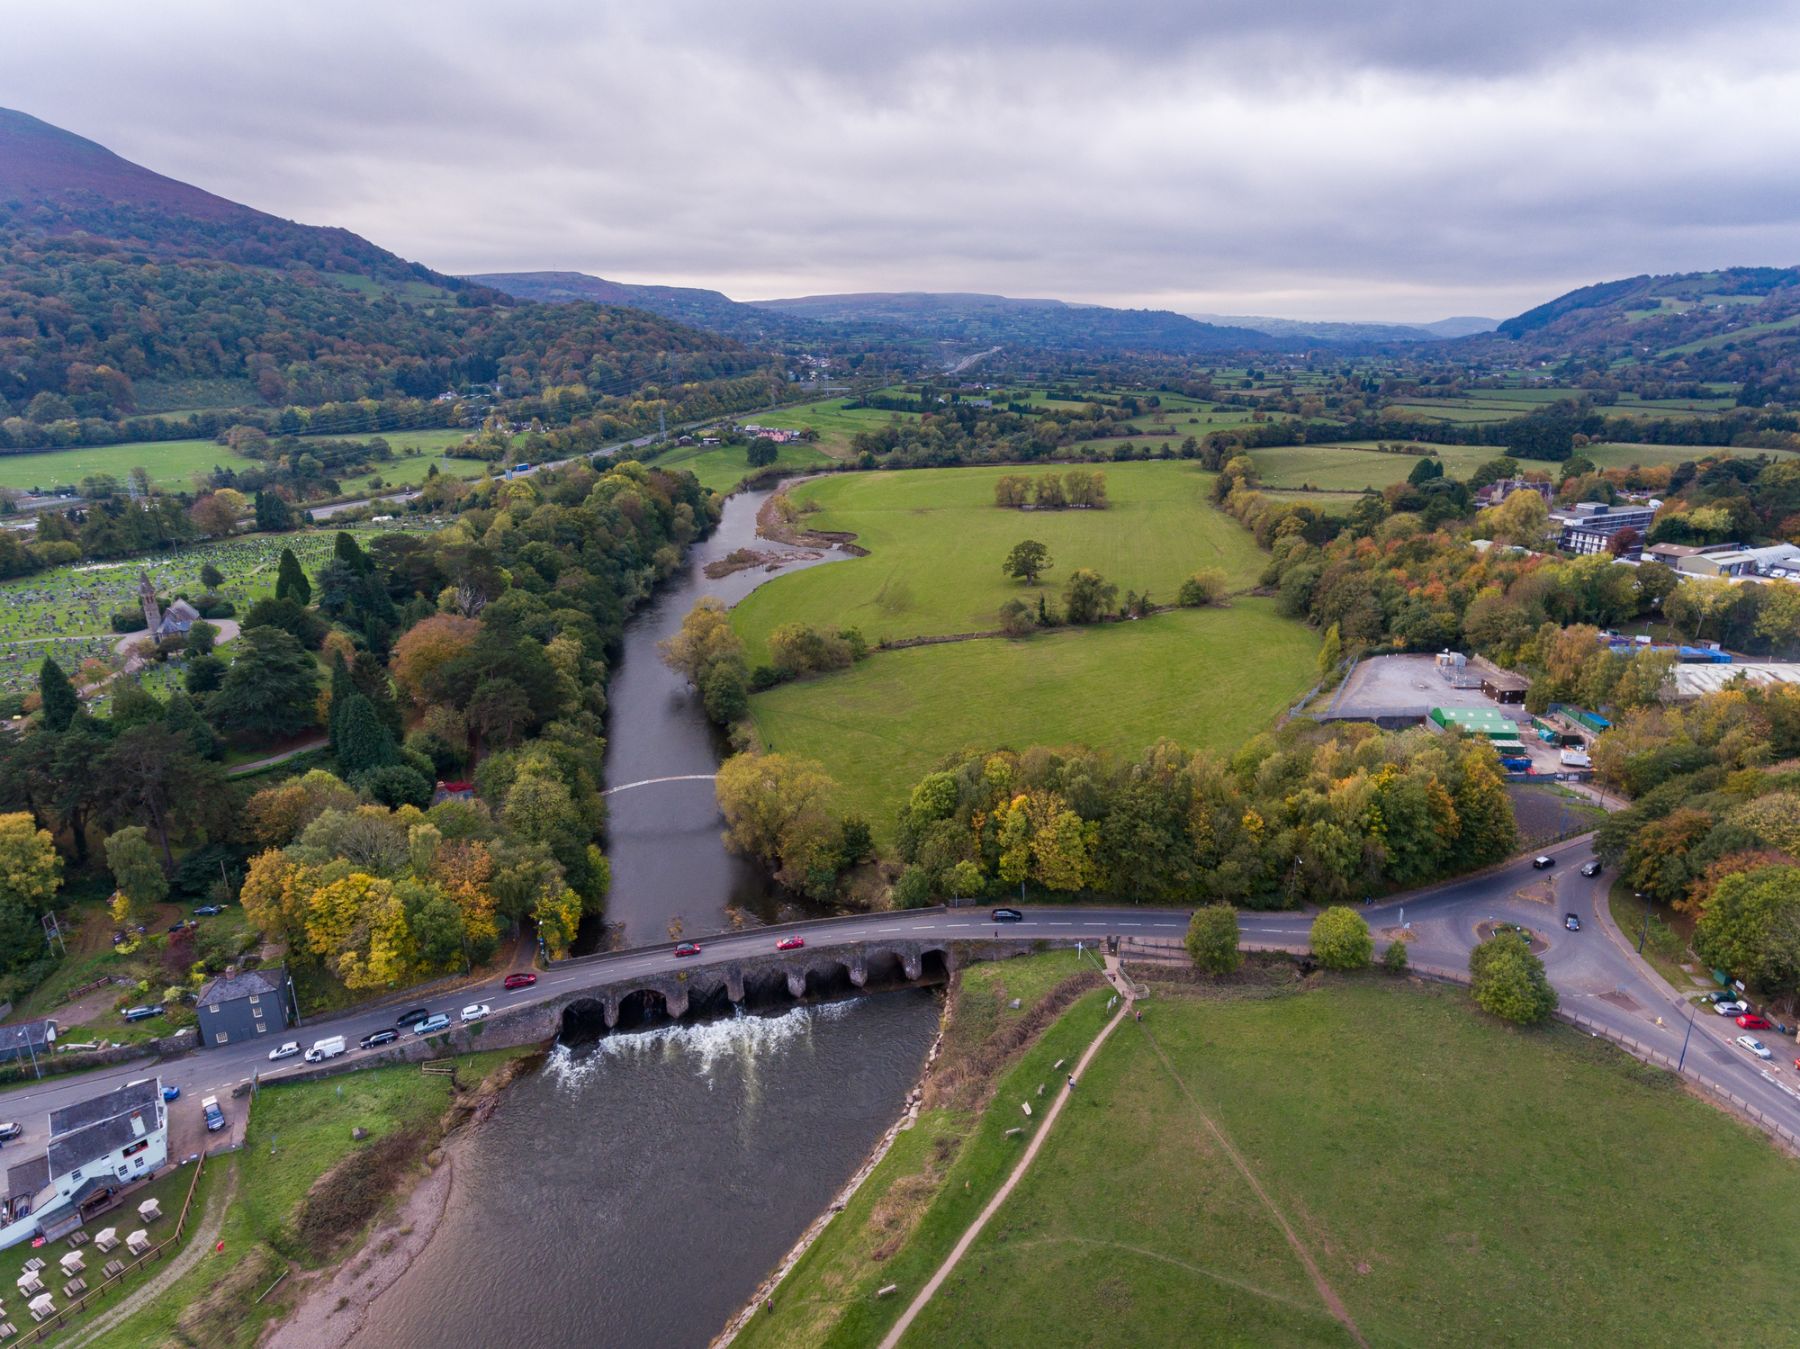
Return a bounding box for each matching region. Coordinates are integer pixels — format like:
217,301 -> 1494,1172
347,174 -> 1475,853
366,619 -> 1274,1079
1066,1074 -> 1075,1091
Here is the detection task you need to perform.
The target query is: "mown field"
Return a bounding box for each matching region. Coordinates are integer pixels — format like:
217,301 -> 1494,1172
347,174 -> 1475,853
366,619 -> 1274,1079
0,426 -> 490,494
869,979 -> 1800,1348
647,440 -> 834,495
1582,440 -> 1799,469
748,600 -> 1317,839
732,461 -> 1271,660
732,397 -> 920,457
1246,441 -> 1500,491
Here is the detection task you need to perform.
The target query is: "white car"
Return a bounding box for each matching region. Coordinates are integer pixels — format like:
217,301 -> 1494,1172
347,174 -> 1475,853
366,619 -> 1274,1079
268,1041 -> 301,1061
1736,1034 -> 1773,1060
1715,1000 -> 1749,1016
460,1003 -> 490,1024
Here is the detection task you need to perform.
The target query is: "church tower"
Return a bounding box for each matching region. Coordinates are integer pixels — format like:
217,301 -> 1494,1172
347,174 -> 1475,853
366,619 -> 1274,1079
138,571 -> 161,635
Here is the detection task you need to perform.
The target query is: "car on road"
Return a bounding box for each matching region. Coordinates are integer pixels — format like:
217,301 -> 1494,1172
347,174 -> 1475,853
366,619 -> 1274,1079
775,936 -> 806,951
1736,1034 -> 1773,1060
1736,1013 -> 1773,1031
268,1041 -> 301,1061
194,905 -> 222,916
503,972 -> 537,990
674,942 -> 702,958
413,1014 -> 452,1036
1564,913 -> 1581,931
991,907 -> 1025,922
122,1004 -> 164,1022
460,1003 -> 490,1023
304,1036 -> 347,1063
359,1029 -> 399,1050
0,1122 -> 21,1141
395,1008 -> 430,1027
1531,855 -> 1555,870
1715,1000 -> 1748,1016
1580,860 -> 1603,877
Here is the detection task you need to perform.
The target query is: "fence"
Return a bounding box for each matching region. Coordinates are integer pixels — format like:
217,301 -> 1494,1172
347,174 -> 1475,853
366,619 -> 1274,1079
22,1151 -> 208,1342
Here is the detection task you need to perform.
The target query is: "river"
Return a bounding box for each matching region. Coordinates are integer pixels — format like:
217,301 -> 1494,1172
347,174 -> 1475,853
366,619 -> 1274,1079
354,483 -> 924,1347
591,484 -> 846,948
353,990 -> 940,1348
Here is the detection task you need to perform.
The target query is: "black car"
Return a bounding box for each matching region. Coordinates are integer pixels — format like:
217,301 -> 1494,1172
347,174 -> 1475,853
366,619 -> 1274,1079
359,1028 -> 399,1049
1580,860 -> 1602,877
194,905 -> 223,916
395,1007 -> 431,1027
1565,913 -> 1581,931
1531,855 -> 1555,870
991,907 -> 1025,922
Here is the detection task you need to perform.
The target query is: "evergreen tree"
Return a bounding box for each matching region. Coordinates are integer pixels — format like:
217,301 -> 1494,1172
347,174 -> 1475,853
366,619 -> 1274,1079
275,547 -> 312,606
327,653 -> 357,753
351,650 -> 404,738
163,690 -> 222,761
38,658 -> 78,733
335,692 -> 399,777
334,531 -> 373,576
254,490 -> 295,533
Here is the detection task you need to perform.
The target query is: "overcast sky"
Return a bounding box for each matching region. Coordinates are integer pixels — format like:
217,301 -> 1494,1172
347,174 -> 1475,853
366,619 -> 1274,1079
7,1 -> 1800,322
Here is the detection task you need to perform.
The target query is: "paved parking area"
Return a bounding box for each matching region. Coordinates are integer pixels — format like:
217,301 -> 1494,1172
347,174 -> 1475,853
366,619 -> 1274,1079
1327,654 -> 1529,723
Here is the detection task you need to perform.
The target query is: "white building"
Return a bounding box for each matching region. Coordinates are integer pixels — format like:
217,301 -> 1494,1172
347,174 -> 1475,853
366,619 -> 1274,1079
0,1079 -> 168,1248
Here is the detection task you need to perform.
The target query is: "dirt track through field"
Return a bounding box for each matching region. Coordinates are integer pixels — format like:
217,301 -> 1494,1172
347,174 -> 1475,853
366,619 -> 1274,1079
1138,1026 -> 1368,1347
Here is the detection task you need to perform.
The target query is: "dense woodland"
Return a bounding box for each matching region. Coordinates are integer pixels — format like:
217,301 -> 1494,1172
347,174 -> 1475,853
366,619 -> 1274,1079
0,457 -> 717,1002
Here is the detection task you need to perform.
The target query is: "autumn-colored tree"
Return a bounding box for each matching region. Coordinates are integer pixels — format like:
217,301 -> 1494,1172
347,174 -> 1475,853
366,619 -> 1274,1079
659,597 -> 745,684
390,613 -> 483,707
715,753 -> 842,897
239,849 -> 319,953
432,838 -> 499,957
0,813 -> 61,914
993,475 -> 1031,508
533,886 -> 584,959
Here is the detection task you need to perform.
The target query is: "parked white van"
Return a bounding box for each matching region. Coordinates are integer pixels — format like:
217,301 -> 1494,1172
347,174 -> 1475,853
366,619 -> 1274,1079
304,1035 -> 347,1063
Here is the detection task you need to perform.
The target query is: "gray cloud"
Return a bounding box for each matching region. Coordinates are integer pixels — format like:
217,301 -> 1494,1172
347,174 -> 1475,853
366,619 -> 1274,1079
6,1 -> 1799,321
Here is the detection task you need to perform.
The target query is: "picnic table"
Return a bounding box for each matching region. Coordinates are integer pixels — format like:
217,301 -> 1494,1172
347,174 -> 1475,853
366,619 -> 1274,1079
61,1278 -> 84,1298
93,1228 -> 118,1253
101,1260 -> 125,1280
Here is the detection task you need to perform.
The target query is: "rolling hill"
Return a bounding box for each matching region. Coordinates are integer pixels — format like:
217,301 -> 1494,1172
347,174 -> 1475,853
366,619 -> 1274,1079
0,109 -> 766,429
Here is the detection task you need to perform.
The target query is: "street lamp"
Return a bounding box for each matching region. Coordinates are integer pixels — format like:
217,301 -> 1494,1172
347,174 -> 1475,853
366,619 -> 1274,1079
1677,1008 -> 1698,1073
1636,891 -> 1650,954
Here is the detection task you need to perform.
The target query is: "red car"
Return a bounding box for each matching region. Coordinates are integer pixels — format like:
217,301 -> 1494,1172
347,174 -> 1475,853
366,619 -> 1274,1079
674,941 -> 702,958
1736,1013 -> 1772,1031
775,936 -> 806,951
503,972 -> 537,990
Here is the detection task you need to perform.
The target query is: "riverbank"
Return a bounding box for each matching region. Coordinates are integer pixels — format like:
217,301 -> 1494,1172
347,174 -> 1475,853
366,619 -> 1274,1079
81,1048 -> 535,1348
728,949 -> 1108,1348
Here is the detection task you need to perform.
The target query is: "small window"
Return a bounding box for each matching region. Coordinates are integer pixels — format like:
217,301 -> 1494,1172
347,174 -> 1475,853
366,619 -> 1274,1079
215,1031 -> 228,1045
248,994 -> 260,1005
123,1140 -> 147,1158
208,1004 -> 219,1015
251,1006 -> 263,1020
255,1021 -> 267,1034
71,1170 -> 82,1182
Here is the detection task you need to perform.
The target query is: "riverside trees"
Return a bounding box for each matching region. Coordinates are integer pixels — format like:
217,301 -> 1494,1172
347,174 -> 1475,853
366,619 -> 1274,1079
891,723 -> 1516,908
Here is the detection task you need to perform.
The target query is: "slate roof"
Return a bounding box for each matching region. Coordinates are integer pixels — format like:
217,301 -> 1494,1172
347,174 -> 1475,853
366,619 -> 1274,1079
0,1019 -> 55,1055
48,1110 -> 154,1179
5,1154 -> 47,1201
196,968 -> 282,1005
47,1079 -> 160,1140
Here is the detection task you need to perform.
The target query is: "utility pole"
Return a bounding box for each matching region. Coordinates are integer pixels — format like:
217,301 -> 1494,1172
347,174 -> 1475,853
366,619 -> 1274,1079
1677,1008 -> 1697,1073
1636,892 -> 1650,954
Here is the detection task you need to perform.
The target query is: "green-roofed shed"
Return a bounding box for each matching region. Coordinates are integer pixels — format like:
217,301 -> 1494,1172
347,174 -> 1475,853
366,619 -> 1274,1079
1428,706 -> 1518,739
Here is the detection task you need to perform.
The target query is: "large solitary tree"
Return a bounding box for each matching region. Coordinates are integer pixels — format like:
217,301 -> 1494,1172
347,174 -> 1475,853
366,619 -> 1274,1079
1002,539 -> 1052,585
206,626 -> 320,742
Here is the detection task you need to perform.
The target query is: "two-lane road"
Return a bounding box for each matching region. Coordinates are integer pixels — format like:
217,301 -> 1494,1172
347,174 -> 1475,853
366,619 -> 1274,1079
2,841 -> 1794,1151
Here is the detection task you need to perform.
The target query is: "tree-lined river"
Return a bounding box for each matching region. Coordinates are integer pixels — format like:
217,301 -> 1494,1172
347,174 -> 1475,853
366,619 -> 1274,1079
356,488 -> 934,1347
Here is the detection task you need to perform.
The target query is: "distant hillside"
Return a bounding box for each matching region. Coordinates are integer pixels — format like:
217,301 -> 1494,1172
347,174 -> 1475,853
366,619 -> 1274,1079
750,291 -> 1290,355
0,109 -> 767,428
1190,313 -> 1496,343
1474,266 -> 1800,399
469,270 -> 812,341
0,108 -> 483,292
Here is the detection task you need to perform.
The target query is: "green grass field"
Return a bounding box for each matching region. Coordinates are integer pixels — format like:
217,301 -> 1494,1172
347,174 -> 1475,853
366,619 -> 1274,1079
748,601 -> 1317,838
734,397 -> 921,457
648,440 -> 834,494
0,427 -> 490,494
1582,441 -> 1799,469
732,461 -> 1271,660
1246,442 -> 1494,491
891,979 -> 1800,1347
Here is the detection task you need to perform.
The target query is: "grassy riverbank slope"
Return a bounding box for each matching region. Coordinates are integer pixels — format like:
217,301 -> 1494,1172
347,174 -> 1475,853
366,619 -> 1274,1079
731,461 -> 1270,659
747,974 -> 1800,1347
87,1048 -> 532,1349
748,600 -> 1317,840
